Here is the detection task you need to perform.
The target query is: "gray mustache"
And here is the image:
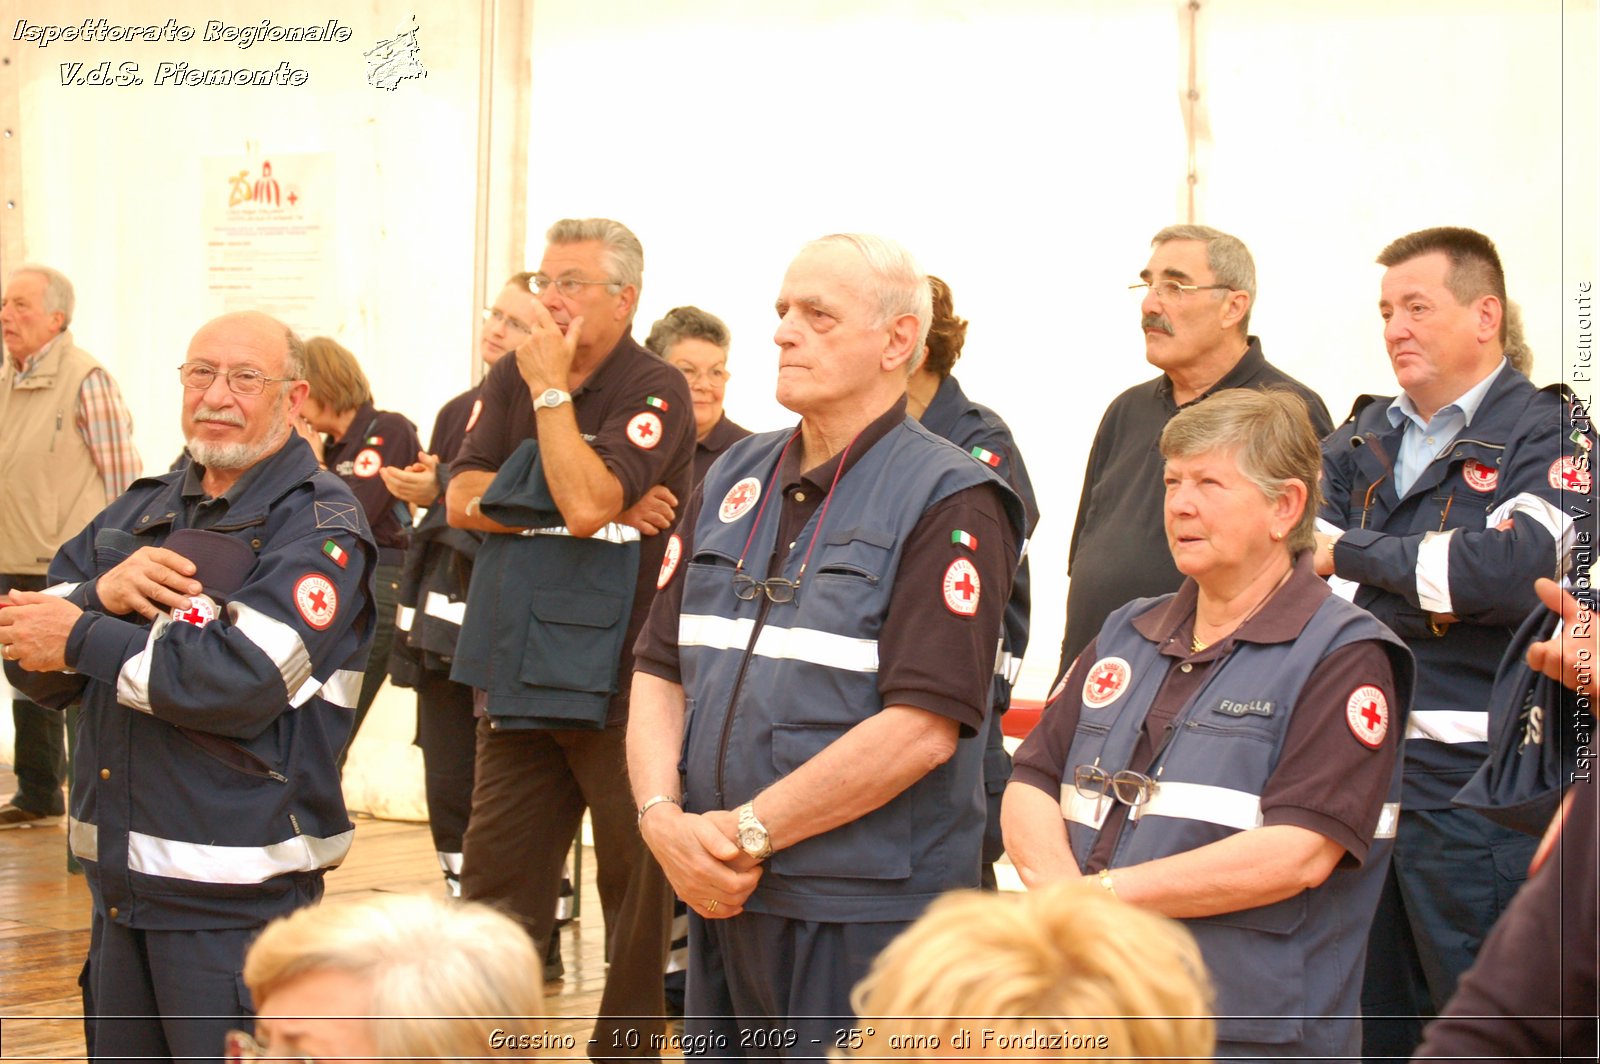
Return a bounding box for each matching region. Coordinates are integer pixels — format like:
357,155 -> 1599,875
1141,314 -> 1174,336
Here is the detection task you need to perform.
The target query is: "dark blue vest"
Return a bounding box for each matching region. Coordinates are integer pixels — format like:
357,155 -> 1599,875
1063,591 -> 1412,1058
680,418 -> 1020,923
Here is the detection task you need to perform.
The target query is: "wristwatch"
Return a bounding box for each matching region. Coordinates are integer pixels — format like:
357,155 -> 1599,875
534,387 -> 572,411
735,800 -> 773,860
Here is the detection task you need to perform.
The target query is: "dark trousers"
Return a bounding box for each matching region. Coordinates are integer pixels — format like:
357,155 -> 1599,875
414,668 -> 477,874
686,912 -> 908,1062
461,721 -> 671,1061
1361,805 -> 1539,1060
81,915 -> 259,1064
3,573 -> 65,816
339,562 -> 401,767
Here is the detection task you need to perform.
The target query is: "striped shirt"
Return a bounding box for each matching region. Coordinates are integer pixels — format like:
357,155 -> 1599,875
14,338 -> 142,497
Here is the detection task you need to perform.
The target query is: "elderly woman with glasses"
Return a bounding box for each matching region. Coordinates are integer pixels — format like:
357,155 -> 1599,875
1001,388 -> 1413,1064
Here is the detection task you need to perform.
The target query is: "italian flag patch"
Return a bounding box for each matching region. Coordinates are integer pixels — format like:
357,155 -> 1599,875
322,539 -> 349,568
970,446 -> 1001,467
644,396 -> 669,411
365,435 -> 384,445
951,530 -> 978,550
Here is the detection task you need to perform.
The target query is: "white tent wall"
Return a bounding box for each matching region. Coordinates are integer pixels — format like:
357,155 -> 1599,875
2,1 -> 1593,822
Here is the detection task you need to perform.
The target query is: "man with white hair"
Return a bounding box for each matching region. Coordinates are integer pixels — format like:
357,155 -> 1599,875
0,310 -> 374,1057
0,265 -> 140,829
629,234 -> 1025,1045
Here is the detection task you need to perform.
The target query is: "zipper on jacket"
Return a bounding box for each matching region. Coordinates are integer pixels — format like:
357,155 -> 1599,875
50,411 -> 62,451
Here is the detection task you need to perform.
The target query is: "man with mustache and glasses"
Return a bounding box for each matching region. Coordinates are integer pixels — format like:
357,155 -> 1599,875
0,310 -> 376,1059
1053,226 -> 1332,682
1,265 -> 141,831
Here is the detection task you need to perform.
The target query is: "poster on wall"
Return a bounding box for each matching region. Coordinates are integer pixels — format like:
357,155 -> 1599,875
201,151 -> 337,338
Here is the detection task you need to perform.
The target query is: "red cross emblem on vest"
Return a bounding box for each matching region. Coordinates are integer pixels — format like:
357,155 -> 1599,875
1550,456 -> 1592,494
352,448 -> 382,478
719,477 -> 762,523
1082,657 -> 1132,710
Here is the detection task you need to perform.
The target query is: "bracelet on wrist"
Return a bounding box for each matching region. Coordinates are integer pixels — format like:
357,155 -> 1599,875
636,794 -> 680,824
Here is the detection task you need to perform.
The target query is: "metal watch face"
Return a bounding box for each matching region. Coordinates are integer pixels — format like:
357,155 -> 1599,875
738,824 -> 768,855
538,388 -> 568,409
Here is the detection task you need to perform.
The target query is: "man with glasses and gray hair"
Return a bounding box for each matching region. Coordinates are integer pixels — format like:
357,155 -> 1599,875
629,233 -> 1025,1047
1,264 -> 141,829
0,310 -> 375,1057
1054,226 -> 1332,683
446,219 -> 694,1059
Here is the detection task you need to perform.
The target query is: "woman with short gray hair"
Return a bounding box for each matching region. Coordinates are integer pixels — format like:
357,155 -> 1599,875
1003,388 -> 1414,1062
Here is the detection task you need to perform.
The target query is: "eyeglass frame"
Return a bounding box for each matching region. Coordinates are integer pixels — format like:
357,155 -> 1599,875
1128,279 -> 1236,302
481,306 -> 533,336
177,362 -> 298,396
531,273 -> 622,298
225,1028 -> 315,1063
1073,760 -> 1161,818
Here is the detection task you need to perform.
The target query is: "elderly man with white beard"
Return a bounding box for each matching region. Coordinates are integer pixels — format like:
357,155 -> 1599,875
0,311 -> 376,1062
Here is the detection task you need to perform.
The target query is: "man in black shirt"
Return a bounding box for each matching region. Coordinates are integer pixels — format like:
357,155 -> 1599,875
1055,225 -> 1332,680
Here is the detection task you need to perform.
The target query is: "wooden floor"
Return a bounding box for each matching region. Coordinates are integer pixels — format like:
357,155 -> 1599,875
0,767 -> 622,1061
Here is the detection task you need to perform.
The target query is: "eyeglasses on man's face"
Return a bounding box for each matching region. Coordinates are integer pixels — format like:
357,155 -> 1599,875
481,306 -> 532,336
1128,280 -> 1235,302
532,274 -> 619,298
177,363 -> 295,396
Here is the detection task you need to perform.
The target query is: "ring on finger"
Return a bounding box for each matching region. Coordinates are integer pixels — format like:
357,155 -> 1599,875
705,898 -> 719,913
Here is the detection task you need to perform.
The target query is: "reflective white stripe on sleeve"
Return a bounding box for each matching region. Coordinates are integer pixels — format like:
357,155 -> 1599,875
519,522 -> 642,545
293,668 -> 363,710
1405,709 -> 1489,745
1018,537 -> 1030,561
228,600 -> 314,699
1137,780 -> 1264,832
1059,786 -> 1110,831
678,614 -> 879,673
1415,529 -> 1457,615
1487,492 -> 1576,557
68,818 -> 354,881
115,615 -> 172,713
437,850 -> 464,876
396,605 -> 415,633
126,827 -> 354,884
44,581 -> 80,597
424,591 -> 467,626
1374,802 -> 1401,840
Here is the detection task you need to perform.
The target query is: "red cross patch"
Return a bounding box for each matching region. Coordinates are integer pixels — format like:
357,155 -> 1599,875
1082,656 -> 1132,709
1461,459 -> 1498,493
1345,684 -> 1389,748
627,411 -> 663,450
719,477 -> 762,524
1550,456 -> 1592,494
942,559 -> 982,616
172,595 -> 217,629
657,534 -> 683,590
465,398 -> 483,434
352,448 -> 382,478
294,573 -> 339,630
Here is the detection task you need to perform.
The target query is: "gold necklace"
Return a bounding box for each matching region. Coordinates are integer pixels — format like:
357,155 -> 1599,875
1190,565 -> 1293,655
